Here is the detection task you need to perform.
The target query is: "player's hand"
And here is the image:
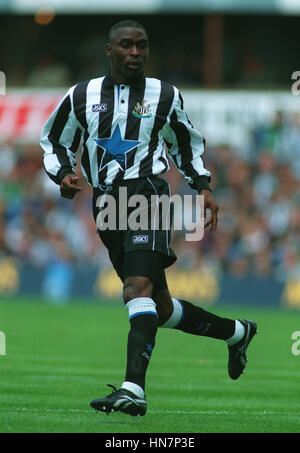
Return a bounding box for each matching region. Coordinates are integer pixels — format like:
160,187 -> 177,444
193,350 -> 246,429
200,189 -> 219,232
60,174 -> 82,199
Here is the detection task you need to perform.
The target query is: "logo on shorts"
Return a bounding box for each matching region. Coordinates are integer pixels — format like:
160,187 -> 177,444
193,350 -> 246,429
132,100 -> 152,118
92,103 -> 107,112
133,235 -> 149,244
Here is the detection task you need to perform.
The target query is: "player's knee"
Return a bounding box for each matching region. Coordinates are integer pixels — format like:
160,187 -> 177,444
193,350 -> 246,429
153,290 -> 173,326
123,276 -> 153,304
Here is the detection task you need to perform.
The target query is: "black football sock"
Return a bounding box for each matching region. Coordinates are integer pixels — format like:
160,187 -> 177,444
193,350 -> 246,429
174,299 -> 235,340
124,313 -> 158,391
125,313 -> 157,390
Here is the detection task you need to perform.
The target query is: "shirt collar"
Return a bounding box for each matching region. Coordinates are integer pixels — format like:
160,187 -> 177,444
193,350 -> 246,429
105,72 -> 146,89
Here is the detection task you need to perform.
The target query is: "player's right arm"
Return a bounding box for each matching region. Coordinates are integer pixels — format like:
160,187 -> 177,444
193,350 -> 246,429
40,86 -> 83,198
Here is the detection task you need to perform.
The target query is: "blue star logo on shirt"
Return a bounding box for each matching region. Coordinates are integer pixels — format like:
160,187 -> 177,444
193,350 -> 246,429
94,124 -> 140,170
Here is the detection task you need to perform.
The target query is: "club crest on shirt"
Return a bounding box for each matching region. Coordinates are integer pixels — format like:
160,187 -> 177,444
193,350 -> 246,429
132,100 -> 152,118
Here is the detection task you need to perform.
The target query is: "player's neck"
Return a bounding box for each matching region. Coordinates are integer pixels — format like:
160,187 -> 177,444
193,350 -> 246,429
110,69 -> 144,86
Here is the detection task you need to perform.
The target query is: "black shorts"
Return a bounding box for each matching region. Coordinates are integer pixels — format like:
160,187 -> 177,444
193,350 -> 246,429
92,176 -> 176,294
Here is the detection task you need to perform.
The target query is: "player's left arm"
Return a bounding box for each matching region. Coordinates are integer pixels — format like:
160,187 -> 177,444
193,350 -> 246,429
162,88 -> 219,231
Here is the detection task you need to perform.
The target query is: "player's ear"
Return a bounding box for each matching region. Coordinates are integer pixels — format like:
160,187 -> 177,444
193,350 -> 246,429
105,43 -> 112,57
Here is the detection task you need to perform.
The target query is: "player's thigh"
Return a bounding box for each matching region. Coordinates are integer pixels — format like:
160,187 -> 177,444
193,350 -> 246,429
123,250 -> 163,280
122,250 -> 164,302
123,250 -> 173,320
151,263 -> 173,324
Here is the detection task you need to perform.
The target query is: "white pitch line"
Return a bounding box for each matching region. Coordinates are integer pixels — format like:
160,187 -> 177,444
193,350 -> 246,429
0,407 -> 91,414
150,410 -> 300,416
0,407 -> 299,417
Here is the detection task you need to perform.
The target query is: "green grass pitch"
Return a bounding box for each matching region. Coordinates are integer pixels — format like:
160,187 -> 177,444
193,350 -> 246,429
0,298 -> 300,433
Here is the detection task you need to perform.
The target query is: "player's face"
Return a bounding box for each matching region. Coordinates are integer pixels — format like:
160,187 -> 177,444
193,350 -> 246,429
106,27 -> 149,83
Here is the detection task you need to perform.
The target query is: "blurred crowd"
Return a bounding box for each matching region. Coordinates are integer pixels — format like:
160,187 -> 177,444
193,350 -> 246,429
0,110 -> 300,286
171,110 -> 300,281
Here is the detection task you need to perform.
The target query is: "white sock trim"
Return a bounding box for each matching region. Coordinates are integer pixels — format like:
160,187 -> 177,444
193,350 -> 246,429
121,381 -> 144,398
161,298 -> 183,329
226,320 -> 245,346
126,297 -> 157,320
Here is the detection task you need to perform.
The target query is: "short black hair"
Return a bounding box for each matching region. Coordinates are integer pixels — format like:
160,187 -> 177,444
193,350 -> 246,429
108,20 -> 147,43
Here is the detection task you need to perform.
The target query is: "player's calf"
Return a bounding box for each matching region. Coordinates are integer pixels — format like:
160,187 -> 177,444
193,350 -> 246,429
157,296 -> 257,379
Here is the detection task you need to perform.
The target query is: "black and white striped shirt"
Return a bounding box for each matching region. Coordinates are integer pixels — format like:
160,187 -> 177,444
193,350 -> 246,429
40,74 -> 211,191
